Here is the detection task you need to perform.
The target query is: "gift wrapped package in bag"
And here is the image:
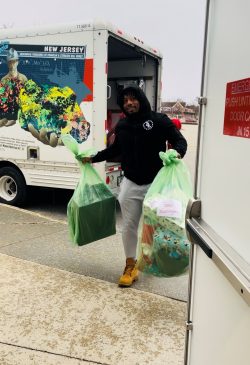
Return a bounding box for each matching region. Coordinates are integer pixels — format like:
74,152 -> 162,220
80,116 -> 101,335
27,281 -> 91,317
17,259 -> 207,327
137,149 -> 193,277
62,135 -> 116,245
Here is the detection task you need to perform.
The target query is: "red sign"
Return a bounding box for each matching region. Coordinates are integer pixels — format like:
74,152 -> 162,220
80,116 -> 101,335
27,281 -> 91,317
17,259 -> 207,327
223,77 -> 250,138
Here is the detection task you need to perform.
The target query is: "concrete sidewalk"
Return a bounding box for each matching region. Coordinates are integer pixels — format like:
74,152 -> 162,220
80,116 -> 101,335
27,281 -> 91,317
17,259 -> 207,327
0,253 -> 186,365
0,204 -> 187,364
0,203 -> 188,302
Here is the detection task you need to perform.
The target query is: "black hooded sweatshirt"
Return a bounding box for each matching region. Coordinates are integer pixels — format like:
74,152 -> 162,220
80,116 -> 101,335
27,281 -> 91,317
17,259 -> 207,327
92,86 -> 187,185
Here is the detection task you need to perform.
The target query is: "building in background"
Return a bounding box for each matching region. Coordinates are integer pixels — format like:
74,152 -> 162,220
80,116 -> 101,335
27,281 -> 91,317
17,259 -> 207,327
161,100 -> 199,124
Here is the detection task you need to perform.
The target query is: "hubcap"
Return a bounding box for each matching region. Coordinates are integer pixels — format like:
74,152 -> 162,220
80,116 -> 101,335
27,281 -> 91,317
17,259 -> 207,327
0,175 -> 17,201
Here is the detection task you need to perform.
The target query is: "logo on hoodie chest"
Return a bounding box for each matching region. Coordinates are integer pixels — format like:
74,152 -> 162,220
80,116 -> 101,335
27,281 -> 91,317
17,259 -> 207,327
143,120 -> 154,130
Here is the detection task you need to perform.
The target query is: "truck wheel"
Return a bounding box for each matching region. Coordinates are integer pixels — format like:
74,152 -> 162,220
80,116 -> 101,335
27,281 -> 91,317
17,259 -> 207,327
0,167 -> 27,206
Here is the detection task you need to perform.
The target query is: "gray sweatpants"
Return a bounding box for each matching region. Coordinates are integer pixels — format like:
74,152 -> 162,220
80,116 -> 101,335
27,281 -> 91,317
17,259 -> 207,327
118,177 -> 151,259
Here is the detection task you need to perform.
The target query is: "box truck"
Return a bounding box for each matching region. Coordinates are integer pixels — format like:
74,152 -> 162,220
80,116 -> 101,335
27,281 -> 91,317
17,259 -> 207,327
185,0 -> 250,364
0,20 -> 162,205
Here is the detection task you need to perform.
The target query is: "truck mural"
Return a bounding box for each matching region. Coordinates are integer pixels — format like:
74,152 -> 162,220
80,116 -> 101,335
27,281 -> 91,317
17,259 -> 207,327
0,21 -> 162,205
0,43 -> 92,147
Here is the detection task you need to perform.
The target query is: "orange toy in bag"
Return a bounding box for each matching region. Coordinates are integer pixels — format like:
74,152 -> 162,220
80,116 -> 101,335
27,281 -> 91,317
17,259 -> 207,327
141,223 -> 155,244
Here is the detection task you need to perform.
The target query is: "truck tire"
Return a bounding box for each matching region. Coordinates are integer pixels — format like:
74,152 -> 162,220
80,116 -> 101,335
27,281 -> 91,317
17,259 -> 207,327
0,167 -> 27,206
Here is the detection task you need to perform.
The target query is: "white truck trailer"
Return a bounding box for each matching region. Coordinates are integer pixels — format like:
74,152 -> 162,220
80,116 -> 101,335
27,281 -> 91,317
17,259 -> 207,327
185,0 -> 250,364
0,21 -> 162,205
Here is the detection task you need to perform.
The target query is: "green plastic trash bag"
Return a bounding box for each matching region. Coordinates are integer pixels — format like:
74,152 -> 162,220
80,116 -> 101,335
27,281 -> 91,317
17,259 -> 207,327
62,134 -> 116,246
137,149 -> 193,277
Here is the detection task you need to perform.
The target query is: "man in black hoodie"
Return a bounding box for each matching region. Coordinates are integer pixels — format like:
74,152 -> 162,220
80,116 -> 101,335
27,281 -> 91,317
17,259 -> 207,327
83,86 -> 187,287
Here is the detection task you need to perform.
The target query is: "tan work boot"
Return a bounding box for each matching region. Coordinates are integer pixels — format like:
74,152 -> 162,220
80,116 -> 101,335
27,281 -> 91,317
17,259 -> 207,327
118,258 -> 139,287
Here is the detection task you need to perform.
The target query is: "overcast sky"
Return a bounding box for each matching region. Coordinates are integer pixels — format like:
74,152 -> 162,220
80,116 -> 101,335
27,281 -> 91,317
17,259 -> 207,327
1,0 -> 206,103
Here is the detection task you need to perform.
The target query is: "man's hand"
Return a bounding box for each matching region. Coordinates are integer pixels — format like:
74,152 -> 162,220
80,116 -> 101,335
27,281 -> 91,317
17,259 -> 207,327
82,157 -> 92,164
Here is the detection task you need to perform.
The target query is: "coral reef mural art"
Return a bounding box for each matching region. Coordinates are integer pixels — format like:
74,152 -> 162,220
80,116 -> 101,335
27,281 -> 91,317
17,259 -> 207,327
0,43 -> 93,147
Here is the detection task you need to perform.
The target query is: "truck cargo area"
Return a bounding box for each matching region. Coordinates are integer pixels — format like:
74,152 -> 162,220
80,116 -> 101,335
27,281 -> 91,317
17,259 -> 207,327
105,35 -> 160,190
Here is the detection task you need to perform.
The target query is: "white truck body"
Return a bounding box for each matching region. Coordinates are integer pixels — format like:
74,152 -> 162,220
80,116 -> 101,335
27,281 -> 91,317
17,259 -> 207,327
185,1 -> 250,364
0,21 -> 162,205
